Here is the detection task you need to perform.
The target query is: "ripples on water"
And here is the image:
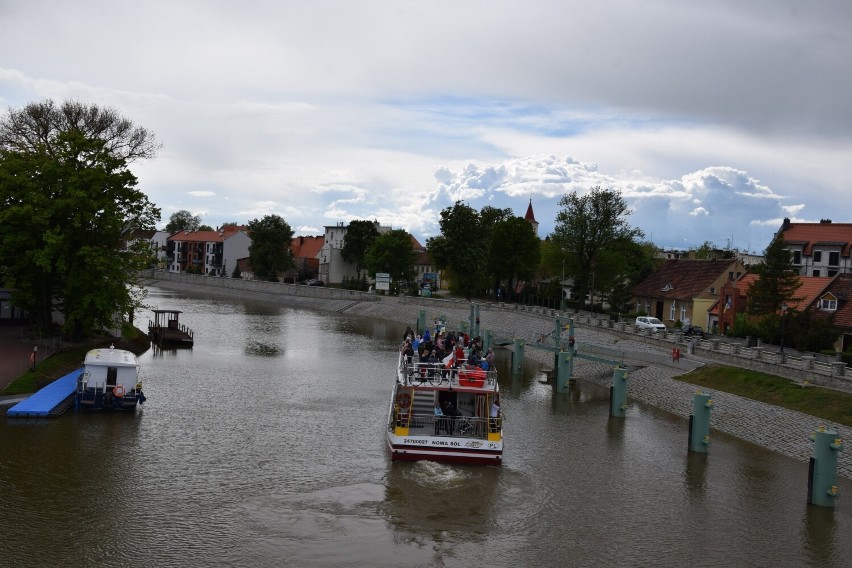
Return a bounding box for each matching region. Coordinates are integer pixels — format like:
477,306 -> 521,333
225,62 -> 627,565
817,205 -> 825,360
1,288 -> 851,567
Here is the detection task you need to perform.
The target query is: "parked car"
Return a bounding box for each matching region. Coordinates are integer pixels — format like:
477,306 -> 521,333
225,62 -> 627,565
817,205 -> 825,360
635,316 -> 666,332
684,325 -> 705,338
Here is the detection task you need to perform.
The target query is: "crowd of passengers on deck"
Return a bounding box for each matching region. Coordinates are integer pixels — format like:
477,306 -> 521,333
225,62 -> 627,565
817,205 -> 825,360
400,324 -> 495,372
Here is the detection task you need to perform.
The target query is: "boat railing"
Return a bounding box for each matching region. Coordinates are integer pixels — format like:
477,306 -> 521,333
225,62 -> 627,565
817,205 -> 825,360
394,411 -> 499,439
399,359 -> 498,388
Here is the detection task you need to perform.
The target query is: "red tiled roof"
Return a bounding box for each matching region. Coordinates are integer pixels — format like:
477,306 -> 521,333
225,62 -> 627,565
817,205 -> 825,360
169,230 -> 224,243
788,276 -> 833,311
778,221 -> 852,256
410,234 -> 424,251
291,235 -> 323,259
524,199 -> 537,222
632,259 -> 741,300
809,273 -> 852,329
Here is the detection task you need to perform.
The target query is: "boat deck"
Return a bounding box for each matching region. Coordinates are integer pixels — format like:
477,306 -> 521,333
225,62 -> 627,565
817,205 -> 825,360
6,368 -> 80,417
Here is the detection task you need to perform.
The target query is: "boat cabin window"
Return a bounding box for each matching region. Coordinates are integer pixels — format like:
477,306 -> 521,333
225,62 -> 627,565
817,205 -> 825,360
106,367 -> 118,387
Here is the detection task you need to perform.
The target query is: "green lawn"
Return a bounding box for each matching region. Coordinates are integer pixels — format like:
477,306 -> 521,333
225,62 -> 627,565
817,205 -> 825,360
677,365 -> 852,428
1,327 -> 150,396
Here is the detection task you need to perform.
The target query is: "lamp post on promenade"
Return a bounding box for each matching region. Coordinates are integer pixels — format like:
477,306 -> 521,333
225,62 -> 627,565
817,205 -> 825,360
780,301 -> 788,353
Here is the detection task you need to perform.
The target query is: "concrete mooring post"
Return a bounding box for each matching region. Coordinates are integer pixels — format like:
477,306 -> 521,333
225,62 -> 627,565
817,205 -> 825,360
512,338 -> 525,375
555,349 -> 574,393
553,316 -> 574,372
808,427 -> 843,508
688,392 -> 713,453
483,329 -> 493,354
474,303 -> 481,338
609,366 -> 628,417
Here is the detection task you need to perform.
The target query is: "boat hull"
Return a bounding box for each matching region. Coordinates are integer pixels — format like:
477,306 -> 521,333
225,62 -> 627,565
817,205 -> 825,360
75,387 -> 143,410
386,434 -> 502,465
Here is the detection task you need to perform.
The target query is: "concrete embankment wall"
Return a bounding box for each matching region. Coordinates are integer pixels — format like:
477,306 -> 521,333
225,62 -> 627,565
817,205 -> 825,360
143,272 -> 851,478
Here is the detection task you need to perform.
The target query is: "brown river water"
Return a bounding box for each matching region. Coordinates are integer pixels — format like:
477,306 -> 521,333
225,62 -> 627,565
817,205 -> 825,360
1,286 -> 850,567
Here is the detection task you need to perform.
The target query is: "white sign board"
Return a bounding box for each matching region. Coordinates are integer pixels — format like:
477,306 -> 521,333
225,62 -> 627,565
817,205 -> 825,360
375,281 -> 390,290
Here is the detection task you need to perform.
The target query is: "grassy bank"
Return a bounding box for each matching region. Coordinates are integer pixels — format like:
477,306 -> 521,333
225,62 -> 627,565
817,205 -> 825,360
0,327 -> 150,396
677,365 -> 852,427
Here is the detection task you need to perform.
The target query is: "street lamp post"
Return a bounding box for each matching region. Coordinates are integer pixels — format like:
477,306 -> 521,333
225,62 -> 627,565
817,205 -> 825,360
780,301 -> 788,353
560,260 -> 565,313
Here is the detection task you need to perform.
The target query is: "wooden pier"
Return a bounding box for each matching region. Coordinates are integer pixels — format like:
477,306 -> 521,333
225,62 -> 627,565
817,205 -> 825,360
148,309 -> 194,347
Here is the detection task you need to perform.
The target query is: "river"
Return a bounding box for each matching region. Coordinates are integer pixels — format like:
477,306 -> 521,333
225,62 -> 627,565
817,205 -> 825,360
1,286 -> 850,567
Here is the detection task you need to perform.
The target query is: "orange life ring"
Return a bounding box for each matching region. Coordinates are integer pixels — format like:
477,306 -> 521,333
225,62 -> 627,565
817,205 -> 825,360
395,393 -> 411,408
113,385 -> 126,398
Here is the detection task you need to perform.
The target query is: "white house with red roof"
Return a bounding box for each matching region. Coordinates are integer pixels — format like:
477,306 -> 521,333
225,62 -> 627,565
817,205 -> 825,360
776,218 -> 852,277
167,225 -> 250,276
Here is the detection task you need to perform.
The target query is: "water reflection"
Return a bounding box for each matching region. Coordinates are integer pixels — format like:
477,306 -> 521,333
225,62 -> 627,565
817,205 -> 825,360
684,451 -> 708,497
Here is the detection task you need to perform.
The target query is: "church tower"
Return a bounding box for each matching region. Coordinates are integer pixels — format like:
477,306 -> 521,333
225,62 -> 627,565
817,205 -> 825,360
524,199 -> 539,236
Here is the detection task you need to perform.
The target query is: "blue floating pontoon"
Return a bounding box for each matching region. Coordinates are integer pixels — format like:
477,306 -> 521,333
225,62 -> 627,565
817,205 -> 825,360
6,369 -> 81,417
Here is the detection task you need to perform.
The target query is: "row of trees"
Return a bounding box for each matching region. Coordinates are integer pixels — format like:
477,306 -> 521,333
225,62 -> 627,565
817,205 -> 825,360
424,189 -> 659,313
244,217 -> 417,286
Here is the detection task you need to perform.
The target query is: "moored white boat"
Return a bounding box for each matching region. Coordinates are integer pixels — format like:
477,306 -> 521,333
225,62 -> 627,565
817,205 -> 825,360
386,346 -> 503,465
75,345 -> 146,410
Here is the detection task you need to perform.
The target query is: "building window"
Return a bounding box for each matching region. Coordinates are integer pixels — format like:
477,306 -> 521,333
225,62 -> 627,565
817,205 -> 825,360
680,304 -> 687,322
820,298 -> 837,310
828,269 -> 838,277
792,250 -> 801,264
709,287 -> 716,295
829,251 -> 840,266
669,301 -> 676,321
814,250 -> 822,263
813,269 -> 821,277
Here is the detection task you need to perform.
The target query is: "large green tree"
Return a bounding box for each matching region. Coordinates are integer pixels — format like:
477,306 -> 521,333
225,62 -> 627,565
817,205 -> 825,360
364,229 -> 416,288
0,108 -> 160,338
748,236 -> 802,315
426,201 -> 512,299
550,187 -> 644,311
165,209 -> 201,233
489,216 -> 540,296
341,219 -> 380,280
247,214 -> 294,282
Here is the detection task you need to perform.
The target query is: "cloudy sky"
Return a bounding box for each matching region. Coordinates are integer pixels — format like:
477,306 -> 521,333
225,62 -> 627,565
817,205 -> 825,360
2,0 -> 850,252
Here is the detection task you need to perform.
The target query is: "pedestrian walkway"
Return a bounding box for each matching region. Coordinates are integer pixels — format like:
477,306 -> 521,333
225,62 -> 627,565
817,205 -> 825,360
0,326 -> 60,391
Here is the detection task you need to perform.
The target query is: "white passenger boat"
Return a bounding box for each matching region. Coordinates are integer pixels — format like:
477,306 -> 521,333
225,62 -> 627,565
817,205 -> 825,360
386,347 -> 503,465
75,345 -> 146,410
